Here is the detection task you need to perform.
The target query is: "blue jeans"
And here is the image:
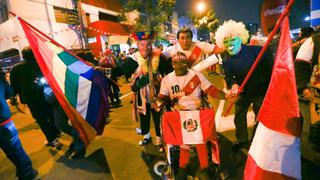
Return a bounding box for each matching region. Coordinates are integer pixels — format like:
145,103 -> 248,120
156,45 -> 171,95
0,121 -> 35,179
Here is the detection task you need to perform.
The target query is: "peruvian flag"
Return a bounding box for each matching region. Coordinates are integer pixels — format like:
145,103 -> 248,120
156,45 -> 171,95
162,109 -> 220,163
244,17 -> 302,180
162,109 -> 217,145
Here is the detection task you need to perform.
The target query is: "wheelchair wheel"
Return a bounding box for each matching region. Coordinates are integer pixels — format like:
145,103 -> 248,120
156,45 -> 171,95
153,160 -> 167,177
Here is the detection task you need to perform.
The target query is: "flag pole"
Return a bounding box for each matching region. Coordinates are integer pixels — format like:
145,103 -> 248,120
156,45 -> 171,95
223,0 -> 295,117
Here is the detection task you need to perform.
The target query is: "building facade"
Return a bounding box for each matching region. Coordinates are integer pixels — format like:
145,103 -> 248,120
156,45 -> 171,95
0,0 -> 126,69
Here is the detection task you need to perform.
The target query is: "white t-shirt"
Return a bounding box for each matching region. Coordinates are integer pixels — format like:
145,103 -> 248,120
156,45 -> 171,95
296,37 -> 314,62
159,69 -> 212,110
162,42 -> 215,66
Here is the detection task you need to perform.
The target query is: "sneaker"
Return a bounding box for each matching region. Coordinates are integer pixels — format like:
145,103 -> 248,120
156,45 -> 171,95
136,128 -> 142,135
45,139 -> 63,150
139,137 -> 152,146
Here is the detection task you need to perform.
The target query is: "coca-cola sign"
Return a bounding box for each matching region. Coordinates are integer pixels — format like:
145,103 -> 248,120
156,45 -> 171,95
264,5 -> 285,17
261,0 -> 287,35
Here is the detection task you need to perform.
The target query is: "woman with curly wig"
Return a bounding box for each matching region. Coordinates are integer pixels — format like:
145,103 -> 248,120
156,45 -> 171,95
215,20 -> 274,151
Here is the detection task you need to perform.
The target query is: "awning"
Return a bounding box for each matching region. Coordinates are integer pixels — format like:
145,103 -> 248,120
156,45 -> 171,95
87,20 -> 132,37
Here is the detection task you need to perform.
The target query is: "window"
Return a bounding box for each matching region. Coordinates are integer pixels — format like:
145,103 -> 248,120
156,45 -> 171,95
99,12 -> 118,22
54,6 -> 79,25
0,2 -> 8,24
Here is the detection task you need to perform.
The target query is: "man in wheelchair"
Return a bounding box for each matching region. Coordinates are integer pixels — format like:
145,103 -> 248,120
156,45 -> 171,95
154,52 -> 231,179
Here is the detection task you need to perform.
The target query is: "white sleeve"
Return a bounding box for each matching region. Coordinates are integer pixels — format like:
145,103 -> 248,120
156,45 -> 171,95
159,76 -> 170,96
296,37 -> 314,62
162,46 -> 174,59
196,42 -> 215,54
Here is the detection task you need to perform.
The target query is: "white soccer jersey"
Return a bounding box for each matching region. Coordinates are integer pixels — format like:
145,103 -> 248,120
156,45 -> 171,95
159,69 -> 212,110
162,42 -> 215,66
296,37 -> 314,62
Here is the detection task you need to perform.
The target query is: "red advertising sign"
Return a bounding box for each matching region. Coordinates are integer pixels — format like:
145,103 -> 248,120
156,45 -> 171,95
260,0 -> 287,35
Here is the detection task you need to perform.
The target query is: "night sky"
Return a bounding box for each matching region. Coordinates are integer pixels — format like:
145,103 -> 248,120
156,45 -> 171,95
119,0 -> 310,29
174,0 -> 310,28
175,0 -> 262,24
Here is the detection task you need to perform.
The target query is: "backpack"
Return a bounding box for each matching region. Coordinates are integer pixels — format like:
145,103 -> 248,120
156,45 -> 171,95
311,33 -> 320,66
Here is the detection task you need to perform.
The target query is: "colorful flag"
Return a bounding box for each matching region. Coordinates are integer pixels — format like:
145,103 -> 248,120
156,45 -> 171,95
18,17 -> 109,145
244,17 -> 302,180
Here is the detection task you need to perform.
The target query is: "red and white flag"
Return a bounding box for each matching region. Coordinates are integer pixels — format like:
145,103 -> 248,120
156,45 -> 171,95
162,109 -> 220,163
162,109 -> 216,145
244,17 -> 302,180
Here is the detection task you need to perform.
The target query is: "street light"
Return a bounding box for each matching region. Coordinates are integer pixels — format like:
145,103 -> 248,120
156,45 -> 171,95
304,16 -> 310,21
196,1 -> 206,13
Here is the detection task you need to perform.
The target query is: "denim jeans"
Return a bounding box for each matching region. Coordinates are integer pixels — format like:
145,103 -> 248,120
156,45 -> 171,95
0,121 -> 35,179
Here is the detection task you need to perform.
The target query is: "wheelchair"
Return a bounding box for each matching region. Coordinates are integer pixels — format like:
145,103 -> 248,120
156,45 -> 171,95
159,107 -> 228,180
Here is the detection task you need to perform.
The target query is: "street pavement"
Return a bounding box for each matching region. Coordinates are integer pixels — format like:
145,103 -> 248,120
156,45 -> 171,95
1,74 -> 319,180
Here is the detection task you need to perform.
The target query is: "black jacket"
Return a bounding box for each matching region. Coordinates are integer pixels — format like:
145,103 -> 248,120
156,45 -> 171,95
10,60 -> 47,106
223,45 -> 274,98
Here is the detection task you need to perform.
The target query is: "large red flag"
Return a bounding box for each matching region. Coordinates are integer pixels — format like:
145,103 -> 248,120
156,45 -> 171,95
244,17 -> 302,180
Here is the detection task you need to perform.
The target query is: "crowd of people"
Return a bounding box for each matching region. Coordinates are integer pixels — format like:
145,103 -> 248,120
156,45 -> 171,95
1,19 -> 320,179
